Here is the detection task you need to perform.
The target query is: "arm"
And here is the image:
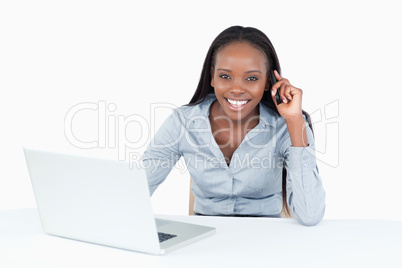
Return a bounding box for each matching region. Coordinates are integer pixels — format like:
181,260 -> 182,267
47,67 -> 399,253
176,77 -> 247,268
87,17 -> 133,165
141,109 -> 183,195
272,70 -> 326,226
281,120 -> 326,226
285,114 -> 308,147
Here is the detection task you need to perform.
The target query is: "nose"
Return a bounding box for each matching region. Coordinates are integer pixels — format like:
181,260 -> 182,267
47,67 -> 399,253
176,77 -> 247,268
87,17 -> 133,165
230,79 -> 246,95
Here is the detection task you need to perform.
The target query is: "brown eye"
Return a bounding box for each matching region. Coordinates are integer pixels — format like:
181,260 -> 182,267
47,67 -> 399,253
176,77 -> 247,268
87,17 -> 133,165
219,74 -> 231,79
246,76 -> 258,81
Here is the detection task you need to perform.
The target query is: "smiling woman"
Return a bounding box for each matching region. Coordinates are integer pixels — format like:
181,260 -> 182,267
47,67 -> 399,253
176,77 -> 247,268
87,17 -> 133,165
211,42 -> 267,124
141,26 -> 326,226
208,42 -> 267,166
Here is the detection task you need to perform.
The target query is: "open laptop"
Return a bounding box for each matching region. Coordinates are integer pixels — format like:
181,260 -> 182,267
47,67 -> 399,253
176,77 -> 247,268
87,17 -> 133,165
23,148 -> 215,255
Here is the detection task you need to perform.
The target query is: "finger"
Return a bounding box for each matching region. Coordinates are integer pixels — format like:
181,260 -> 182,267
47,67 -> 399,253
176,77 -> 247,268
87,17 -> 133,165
271,82 -> 276,95
274,70 -> 282,80
271,86 -> 281,106
285,85 -> 293,101
279,84 -> 288,104
274,70 -> 290,86
271,86 -> 277,104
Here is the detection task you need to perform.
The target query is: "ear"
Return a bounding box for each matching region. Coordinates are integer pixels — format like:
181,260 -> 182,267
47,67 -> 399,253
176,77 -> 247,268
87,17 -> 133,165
264,76 -> 269,91
264,82 -> 270,91
210,67 -> 215,87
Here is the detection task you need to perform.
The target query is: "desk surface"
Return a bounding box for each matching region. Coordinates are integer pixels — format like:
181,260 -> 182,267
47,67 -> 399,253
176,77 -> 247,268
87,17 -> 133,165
1,209 -> 401,268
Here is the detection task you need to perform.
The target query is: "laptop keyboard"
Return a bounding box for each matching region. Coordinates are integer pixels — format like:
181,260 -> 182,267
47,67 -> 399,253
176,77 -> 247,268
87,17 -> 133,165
158,232 -> 177,243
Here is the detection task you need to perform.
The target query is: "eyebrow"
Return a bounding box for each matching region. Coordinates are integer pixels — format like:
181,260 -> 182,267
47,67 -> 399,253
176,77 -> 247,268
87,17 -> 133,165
217,68 -> 262,74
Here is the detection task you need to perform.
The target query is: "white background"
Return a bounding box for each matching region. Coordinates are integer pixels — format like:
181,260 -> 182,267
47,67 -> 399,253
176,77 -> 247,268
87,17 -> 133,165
1,0 -> 401,221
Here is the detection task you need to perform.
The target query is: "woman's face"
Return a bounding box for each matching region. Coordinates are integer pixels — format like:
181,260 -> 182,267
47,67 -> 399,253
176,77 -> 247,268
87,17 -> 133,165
211,41 -> 268,123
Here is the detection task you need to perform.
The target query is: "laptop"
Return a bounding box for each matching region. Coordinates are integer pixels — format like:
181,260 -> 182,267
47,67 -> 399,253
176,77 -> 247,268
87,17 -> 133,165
23,148 -> 216,255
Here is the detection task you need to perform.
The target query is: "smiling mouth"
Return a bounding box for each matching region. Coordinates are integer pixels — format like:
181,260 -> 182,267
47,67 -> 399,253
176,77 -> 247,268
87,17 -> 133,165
224,98 -> 251,109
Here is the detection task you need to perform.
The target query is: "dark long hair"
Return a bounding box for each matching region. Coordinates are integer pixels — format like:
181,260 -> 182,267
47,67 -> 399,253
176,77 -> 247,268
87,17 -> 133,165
188,26 -> 313,217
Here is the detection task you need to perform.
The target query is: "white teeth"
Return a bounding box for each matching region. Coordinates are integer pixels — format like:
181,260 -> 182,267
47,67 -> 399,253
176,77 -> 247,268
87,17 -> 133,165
227,98 -> 249,106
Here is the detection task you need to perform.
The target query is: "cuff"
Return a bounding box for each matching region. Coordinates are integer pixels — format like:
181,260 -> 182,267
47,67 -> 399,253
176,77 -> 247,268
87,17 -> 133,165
286,145 -> 316,173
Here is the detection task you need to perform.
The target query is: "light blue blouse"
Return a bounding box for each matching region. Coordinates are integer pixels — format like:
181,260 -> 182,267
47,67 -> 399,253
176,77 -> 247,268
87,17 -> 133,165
142,93 -> 326,226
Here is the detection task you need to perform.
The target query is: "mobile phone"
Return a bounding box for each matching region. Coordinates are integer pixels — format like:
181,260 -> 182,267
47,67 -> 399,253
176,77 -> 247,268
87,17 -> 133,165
270,70 -> 282,105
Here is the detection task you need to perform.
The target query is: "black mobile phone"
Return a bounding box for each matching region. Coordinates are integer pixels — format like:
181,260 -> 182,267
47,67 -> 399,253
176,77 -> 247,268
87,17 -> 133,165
270,70 -> 282,105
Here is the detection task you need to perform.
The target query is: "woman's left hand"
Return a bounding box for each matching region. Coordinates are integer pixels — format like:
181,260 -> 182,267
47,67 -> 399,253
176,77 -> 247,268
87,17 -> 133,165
270,70 -> 303,119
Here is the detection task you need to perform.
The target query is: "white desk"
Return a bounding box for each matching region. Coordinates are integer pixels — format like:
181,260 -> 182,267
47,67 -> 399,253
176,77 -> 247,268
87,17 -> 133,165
1,209 -> 401,268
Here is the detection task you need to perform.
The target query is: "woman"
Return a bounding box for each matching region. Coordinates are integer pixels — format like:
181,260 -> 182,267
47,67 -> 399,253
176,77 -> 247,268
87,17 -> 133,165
142,26 -> 325,226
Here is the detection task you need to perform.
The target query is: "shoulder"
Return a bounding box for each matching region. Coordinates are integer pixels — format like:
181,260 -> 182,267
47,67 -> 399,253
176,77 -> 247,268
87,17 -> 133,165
156,94 -> 215,134
259,101 -> 283,127
174,93 -> 216,121
259,102 -> 310,129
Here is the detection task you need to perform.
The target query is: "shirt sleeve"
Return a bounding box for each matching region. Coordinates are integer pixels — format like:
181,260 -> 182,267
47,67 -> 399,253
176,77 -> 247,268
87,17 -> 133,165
280,119 -> 326,226
141,109 -> 183,195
